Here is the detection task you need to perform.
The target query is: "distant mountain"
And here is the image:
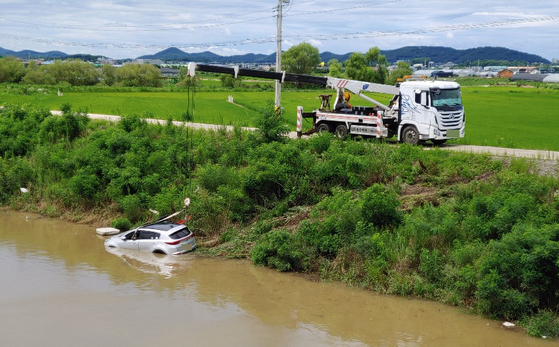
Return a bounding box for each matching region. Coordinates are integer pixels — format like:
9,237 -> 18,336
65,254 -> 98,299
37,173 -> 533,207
320,51 -> 352,63
0,48 -> 68,59
0,45 -> 550,65
137,48 -> 276,64
138,46 -> 550,65
0,47 -> 16,56
379,46 -> 550,64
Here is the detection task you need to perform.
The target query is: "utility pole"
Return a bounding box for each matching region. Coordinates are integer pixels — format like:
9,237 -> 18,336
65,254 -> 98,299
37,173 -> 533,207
275,0 -> 288,110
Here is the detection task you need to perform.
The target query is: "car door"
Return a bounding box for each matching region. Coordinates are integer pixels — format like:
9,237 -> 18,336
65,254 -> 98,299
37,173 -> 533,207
119,230 -> 139,250
137,230 -> 160,252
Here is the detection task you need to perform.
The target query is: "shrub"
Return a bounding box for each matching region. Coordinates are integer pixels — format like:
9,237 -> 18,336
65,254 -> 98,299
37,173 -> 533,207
242,161 -> 289,207
112,217 -> 133,231
251,229 -> 303,272
361,184 -> 402,229
418,249 -> 445,284
119,194 -> 143,222
476,224 -> 559,320
523,310 -> 559,338
0,158 -> 18,203
255,102 -> 289,143
219,74 -> 242,88
198,164 -> 237,192
68,173 -> 100,200
0,57 -> 26,83
115,63 -> 162,87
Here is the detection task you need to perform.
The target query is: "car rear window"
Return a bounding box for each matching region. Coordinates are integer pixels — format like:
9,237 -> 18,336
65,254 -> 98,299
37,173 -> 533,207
169,227 -> 191,240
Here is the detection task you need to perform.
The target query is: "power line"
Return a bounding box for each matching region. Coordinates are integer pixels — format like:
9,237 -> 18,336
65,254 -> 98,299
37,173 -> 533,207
0,16 -> 557,52
0,0 -> 399,33
0,5 -> 279,32
285,0 -> 402,18
1,13 -> 277,32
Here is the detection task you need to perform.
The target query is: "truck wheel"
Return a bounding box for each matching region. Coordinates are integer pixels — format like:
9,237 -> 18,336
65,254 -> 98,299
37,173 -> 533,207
316,123 -> 331,133
432,139 -> 447,146
401,126 -> 420,145
334,124 -> 348,139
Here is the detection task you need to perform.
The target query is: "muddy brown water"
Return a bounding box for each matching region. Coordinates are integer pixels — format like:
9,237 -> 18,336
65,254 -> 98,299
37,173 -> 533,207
0,210 -> 555,346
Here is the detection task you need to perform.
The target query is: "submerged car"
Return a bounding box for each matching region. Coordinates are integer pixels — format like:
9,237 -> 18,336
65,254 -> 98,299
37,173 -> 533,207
105,219 -> 196,256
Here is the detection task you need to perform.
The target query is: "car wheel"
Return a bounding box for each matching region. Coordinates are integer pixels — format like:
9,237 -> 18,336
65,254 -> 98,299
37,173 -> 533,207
401,126 -> 420,145
316,123 -> 331,133
334,124 -> 348,139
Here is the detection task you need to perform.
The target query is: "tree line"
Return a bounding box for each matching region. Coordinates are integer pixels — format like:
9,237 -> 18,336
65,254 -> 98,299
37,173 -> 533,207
0,57 -> 163,87
1,43 -> 413,89
282,42 -> 412,85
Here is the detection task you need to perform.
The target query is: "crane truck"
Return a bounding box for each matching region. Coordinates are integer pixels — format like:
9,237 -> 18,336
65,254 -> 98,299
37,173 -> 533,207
186,63 -> 465,145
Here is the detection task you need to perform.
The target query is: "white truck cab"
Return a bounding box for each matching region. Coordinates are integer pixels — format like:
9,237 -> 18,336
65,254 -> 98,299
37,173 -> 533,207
394,80 -> 465,145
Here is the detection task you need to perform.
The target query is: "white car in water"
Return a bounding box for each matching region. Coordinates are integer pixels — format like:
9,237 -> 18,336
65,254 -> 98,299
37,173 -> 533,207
105,216 -> 196,256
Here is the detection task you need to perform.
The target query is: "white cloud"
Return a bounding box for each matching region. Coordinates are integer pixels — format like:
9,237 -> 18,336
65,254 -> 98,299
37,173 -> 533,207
307,39 -> 322,47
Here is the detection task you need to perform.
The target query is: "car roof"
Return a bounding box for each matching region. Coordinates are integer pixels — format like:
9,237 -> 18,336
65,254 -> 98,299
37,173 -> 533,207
139,222 -> 189,235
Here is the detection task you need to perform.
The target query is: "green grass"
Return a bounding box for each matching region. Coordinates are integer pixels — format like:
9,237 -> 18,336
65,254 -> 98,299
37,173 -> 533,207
0,89 -> 325,129
459,86 -> 559,151
2,84 -> 559,151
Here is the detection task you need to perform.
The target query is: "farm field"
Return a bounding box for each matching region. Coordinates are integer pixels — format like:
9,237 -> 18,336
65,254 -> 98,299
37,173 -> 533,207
0,88 -> 323,129
1,84 -> 559,151
460,86 -> 559,151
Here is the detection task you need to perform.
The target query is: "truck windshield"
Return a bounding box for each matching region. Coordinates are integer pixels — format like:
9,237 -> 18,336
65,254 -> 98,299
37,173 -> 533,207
431,88 -> 462,108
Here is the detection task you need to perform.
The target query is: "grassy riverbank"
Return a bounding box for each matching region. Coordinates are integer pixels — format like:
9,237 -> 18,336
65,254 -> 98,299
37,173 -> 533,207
1,104 -> 559,338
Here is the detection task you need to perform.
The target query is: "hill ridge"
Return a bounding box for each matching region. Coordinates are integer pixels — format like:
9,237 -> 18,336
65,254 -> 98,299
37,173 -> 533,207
0,45 -> 550,64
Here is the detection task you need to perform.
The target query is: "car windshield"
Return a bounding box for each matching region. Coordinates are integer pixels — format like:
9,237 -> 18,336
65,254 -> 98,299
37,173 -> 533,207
431,88 -> 462,107
169,227 -> 191,239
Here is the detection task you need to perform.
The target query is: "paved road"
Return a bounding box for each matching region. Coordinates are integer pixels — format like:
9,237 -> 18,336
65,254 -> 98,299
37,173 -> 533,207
53,111 -> 559,161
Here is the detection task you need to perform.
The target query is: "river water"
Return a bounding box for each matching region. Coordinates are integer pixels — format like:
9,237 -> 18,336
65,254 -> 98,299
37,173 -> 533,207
0,210 -> 554,347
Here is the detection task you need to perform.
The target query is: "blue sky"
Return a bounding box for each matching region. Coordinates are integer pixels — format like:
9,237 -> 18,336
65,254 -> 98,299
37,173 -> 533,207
0,0 -> 558,60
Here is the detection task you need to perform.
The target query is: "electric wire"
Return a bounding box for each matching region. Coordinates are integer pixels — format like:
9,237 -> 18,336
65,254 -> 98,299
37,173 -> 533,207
0,0 -> 399,33
0,15 -> 556,52
0,6 -> 279,31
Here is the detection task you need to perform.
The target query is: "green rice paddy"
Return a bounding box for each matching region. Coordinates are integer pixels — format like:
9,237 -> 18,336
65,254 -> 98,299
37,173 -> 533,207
1,84 -> 559,151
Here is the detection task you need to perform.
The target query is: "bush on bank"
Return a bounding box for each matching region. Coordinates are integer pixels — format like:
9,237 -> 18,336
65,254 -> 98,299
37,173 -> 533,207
1,104 -> 559,338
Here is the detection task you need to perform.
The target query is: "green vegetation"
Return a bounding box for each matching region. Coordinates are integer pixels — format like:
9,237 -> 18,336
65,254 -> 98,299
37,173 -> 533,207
1,104 -> 559,338
0,57 -> 162,87
460,86 -> 559,151
0,84 -> 323,129
282,42 -> 321,75
2,80 -> 559,151
345,47 -> 389,84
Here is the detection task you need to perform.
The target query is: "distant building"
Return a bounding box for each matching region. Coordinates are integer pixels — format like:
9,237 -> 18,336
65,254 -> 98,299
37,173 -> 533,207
508,66 -> 539,74
498,69 -> 514,78
412,70 -> 434,78
478,71 -> 497,78
552,58 -> 558,64
98,57 -> 117,65
159,67 -> 180,78
454,69 -> 475,77
135,59 -> 164,65
483,66 -> 508,72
